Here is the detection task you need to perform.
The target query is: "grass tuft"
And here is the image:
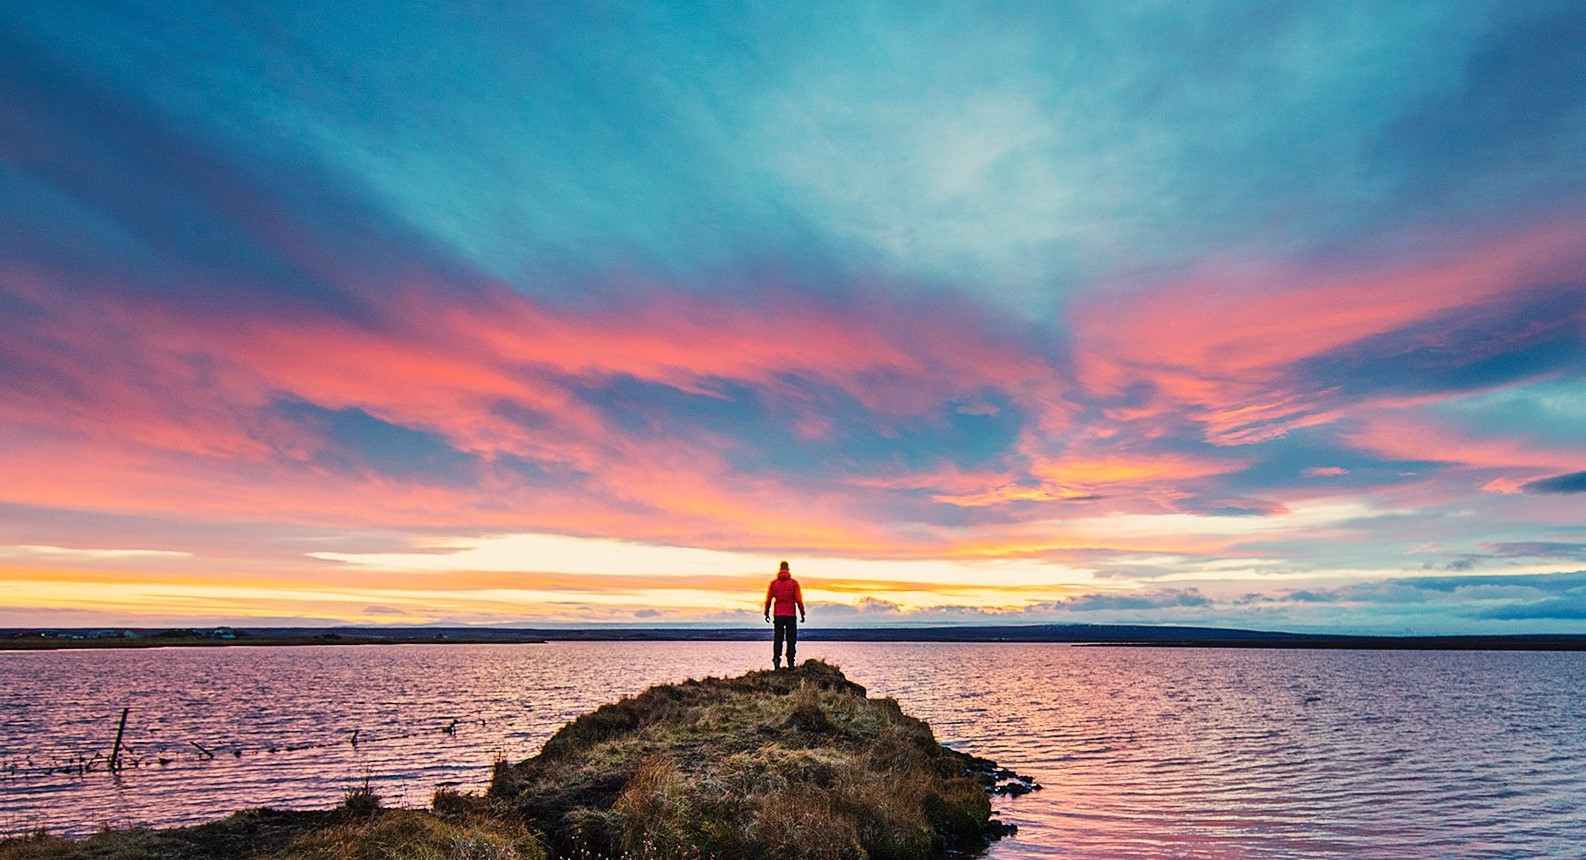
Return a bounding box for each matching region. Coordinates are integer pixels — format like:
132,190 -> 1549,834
339,782 -> 382,818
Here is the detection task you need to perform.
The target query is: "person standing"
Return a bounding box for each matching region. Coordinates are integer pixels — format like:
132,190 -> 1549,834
763,560 -> 805,669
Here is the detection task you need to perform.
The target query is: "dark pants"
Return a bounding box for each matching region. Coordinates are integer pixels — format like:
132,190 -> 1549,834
773,616 -> 798,666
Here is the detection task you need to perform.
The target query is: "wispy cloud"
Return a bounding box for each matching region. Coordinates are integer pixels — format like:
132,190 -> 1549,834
3,545 -> 191,560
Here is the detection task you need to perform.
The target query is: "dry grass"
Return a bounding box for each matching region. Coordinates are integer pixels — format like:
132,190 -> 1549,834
0,809 -> 335,860
0,794 -> 545,860
277,808 -> 543,860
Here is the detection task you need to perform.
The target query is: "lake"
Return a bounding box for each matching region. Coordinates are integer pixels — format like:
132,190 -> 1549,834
2,642 -> 1583,857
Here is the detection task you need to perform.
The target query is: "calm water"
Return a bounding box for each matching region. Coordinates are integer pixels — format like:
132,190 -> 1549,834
2,642 -> 1583,858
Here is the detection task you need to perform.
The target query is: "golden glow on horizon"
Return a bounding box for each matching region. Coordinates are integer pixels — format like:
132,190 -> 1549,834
4,545 -> 193,560
0,572 -> 1090,624
1,530 -> 1107,624
10,556 -> 1584,627
309,532 -> 1098,589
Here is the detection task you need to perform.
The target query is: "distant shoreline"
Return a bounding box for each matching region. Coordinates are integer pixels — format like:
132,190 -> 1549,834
5,625 -> 1585,651
0,632 -> 547,651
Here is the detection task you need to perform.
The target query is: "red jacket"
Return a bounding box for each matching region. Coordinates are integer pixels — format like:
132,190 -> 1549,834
765,570 -> 804,617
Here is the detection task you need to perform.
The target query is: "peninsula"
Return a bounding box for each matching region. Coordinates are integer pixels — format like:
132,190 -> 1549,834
0,661 -> 1027,860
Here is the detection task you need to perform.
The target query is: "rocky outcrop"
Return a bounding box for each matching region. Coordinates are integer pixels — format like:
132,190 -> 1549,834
490,660 -> 1022,860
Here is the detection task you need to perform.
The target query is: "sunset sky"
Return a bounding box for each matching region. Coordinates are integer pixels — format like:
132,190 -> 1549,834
3,1 -> 1584,633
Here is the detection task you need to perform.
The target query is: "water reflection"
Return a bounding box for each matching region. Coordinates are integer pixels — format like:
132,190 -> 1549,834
2,642 -> 1583,858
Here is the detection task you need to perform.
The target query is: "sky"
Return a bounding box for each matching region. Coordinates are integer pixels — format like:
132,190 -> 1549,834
2,1 -> 1584,634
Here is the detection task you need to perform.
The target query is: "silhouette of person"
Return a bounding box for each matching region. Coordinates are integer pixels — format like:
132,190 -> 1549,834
764,560 -> 805,669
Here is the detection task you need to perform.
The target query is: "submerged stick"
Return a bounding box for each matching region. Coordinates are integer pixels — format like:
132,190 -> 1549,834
108,707 -> 130,772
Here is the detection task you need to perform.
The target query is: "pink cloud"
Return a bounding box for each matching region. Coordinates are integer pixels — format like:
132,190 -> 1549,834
1068,220 -> 1586,444
0,269 -> 1067,555
1344,412 -> 1584,485
1075,221 -> 1584,387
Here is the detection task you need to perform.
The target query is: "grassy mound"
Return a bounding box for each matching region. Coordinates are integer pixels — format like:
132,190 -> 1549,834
489,660 -> 1011,860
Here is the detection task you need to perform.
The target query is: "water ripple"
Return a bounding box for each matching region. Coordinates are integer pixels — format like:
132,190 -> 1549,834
2,643 -> 1583,857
